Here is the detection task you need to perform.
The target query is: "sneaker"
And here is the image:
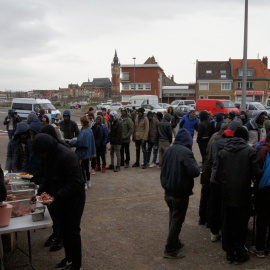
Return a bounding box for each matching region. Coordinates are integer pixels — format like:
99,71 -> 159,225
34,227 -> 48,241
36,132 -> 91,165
163,250 -> 185,259
132,163 -> 140,167
91,169 -> 95,175
142,164 -> 147,169
124,162 -> 129,168
102,165 -> 106,173
176,239 -> 185,250
85,184 -> 88,190
50,238 -> 64,252
234,253 -> 249,265
107,164 -> 114,170
54,258 -> 72,269
226,252 -> 234,264
94,165 -> 101,172
44,233 -> 56,247
249,246 -> 265,258
114,166 -> 120,172
210,232 -> 220,242
87,181 -> 91,188
149,163 -> 156,168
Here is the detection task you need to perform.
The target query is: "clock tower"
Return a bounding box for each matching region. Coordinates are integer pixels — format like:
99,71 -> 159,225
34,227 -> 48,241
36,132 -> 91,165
111,50 -> 120,95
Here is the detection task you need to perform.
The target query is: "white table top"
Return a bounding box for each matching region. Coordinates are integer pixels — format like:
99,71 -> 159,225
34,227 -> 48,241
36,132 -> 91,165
0,211 -> 52,234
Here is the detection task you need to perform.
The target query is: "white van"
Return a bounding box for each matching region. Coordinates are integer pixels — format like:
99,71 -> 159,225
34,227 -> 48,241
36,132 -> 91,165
11,98 -> 61,119
126,95 -> 159,110
171,100 -> 196,108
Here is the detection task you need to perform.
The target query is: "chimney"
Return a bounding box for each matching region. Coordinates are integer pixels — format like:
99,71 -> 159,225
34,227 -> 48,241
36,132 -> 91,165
262,56 -> 268,68
171,75 -> 174,82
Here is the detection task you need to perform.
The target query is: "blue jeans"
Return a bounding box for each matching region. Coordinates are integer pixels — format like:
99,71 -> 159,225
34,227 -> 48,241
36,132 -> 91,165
8,130 -> 14,141
146,142 -> 158,164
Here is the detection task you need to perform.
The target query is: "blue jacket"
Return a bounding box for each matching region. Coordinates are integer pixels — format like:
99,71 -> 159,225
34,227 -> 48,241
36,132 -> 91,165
70,127 -> 96,159
101,124 -> 109,145
179,112 -> 199,137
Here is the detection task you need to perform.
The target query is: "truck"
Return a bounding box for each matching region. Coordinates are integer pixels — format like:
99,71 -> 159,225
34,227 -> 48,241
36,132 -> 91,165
126,95 -> 159,111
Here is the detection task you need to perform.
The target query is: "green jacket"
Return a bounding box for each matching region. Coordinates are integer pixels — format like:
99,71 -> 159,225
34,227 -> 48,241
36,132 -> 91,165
120,116 -> 134,143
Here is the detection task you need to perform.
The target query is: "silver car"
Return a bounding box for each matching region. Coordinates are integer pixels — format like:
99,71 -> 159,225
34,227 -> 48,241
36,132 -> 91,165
235,102 -> 270,118
174,105 -> 195,118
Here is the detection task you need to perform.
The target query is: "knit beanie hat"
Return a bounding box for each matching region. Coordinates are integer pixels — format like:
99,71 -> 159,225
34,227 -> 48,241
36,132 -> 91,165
234,127 -> 249,142
228,119 -> 242,131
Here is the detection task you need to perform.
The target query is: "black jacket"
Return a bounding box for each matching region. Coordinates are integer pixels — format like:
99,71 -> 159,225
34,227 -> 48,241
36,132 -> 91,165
32,134 -> 85,203
216,137 -> 261,207
197,111 -> 211,144
0,167 -> 7,202
59,119 -> 80,139
92,123 -> 103,146
3,115 -> 22,131
109,119 -> 122,145
158,114 -> 172,143
160,141 -> 200,198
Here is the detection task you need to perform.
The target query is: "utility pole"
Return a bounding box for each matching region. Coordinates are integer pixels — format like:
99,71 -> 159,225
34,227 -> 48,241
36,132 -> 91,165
241,0 -> 248,111
133,57 -> 136,96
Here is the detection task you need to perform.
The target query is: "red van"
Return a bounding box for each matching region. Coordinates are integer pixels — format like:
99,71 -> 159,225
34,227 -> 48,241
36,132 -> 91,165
196,99 -> 240,116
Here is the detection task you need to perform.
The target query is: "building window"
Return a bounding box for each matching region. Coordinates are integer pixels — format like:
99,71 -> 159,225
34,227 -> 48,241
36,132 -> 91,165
145,83 -> 151,90
121,95 -> 131,102
123,84 -> 129,90
247,82 -> 254,89
199,83 -> 209,90
199,95 -> 205,99
121,72 -> 130,81
269,82 -> 270,89
221,75 -> 227,79
220,70 -> 226,74
247,70 -> 253,76
138,84 -> 144,90
239,70 -> 243,76
237,82 -> 242,89
206,70 -> 212,74
222,83 -> 231,90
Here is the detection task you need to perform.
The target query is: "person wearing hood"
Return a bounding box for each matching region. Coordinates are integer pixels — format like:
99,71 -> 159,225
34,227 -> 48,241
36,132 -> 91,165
215,112 -> 225,133
27,112 -> 38,125
4,109 -> 22,140
5,122 -> 29,173
146,111 -> 159,168
179,110 -> 199,138
240,111 -> 249,125
41,115 -> 50,126
216,127 -> 261,264
132,107 -> 149,169
228,111 -> 237,122
70,116 -> 96,189
107,111 -> 122,172
59,110 -> 80,140
120,108 -> 134,168
158,113 -> 172,168
160,128 -> 200,259
244,111 -> 266,147
167,106 -> 180,136
30,133 -> 85,270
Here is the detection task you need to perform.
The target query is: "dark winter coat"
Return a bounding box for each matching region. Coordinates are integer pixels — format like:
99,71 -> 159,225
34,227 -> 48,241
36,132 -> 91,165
59,118 -> 80,139
120,115 -> 134,144
5,122 -> 29,173
216,137 -> 261,206
158,114 -> 172,143
32,134 -> 85,203
215,112 -> 225,132
3,114 -> 22,131
148,117 -> 159,143
161,129 -> 200,198
92,122 -> 103,146
240,111 -> 250,125
197,111 -> 211,144
110,119 -> 122,145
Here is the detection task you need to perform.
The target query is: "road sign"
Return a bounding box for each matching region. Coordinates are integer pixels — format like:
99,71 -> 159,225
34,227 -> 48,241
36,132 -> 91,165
75,105 -> 78,110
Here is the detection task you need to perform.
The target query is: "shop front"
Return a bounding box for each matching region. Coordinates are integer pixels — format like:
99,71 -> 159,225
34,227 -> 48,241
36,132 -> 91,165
235,91 -> 264,102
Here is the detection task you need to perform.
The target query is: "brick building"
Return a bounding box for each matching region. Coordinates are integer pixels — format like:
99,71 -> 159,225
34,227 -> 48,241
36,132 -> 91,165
111,50 -> 120,97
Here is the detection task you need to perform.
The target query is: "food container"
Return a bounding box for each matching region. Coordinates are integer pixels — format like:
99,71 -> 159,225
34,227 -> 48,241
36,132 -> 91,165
8,199 -> 32,218
7,189 -> 35,200
31,206 -> 45,222
0,203 -> 13,227
11,182 -> 36,191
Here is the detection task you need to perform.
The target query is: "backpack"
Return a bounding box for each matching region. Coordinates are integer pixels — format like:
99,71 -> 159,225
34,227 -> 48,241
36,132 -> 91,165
101,124 -> 109,145
259,152 -> 270,190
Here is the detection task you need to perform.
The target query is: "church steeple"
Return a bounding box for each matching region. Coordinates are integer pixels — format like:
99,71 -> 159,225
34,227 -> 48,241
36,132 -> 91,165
112,49 -> 119,66
111,50 -> 120,95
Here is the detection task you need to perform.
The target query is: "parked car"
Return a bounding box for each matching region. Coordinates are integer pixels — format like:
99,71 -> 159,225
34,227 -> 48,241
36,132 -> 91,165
141,104 -> 165,114
234,102 -> 270,118
196,99 -> 240,116
110,103 -> 123,111
97,103 -> 111,110
159,103 -> 170,109
174,105 -> 195,118
171,100 -> 196,108
126,95 -> 159,110
70,103 -> 81,109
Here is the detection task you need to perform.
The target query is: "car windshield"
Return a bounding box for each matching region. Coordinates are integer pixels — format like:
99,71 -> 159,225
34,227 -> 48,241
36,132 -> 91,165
254,103 -> 266,110
222,101 -> 237,108
40,103 -> 56,110
171,100 -> 180,105
152,104 -> 163,109
185,101 -> 195,105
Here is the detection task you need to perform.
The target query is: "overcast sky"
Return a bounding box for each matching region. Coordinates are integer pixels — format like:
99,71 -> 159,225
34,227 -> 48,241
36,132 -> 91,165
0,0 -> 269,91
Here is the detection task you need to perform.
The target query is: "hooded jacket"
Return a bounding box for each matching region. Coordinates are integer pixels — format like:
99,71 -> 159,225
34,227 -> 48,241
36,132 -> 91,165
240,111 -> 250,125
160,128 -> 200,198
158,113 -> 172,143
5,122 -> 29,173
244,111 -> 266,147
3,111 -> 22,131
91,121 -> 103,146
120,115 -> 134,144
70,127 -> 96,159
148,117 -> 159,143
197,111 -> 211,144
134,114 -> 149,141
27,112 -> 38,125
216,137 -> 261,206
32,134 -> 85,203
215,112 -> 225,132
179,112 -> 199,138
109,118 -> 122,145
59,111 -> 80,139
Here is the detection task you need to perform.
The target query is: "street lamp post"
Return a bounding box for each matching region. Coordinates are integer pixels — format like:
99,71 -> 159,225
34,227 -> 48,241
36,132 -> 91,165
133,57 -> 136,96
